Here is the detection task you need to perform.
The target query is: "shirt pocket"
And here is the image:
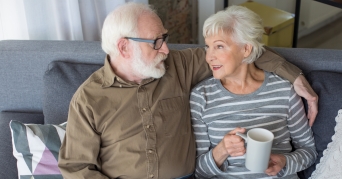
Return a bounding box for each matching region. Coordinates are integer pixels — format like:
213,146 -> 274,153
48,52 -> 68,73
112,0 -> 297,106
158,96 -> 189,137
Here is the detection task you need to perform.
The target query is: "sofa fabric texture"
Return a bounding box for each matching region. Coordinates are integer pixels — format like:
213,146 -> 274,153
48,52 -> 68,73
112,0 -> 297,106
298,71 -> 342,178
0,40 -> 342,179
43,61 -> 102,125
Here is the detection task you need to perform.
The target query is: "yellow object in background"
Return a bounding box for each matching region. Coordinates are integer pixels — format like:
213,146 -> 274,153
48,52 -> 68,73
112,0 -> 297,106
240,1 -> 295,48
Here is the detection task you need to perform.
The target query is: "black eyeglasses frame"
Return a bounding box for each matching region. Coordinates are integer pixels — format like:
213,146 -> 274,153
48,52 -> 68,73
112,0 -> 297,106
125,34 -> 169,50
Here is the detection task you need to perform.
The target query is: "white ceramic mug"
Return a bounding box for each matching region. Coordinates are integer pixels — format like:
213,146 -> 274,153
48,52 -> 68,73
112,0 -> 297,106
236,128 -> 274,173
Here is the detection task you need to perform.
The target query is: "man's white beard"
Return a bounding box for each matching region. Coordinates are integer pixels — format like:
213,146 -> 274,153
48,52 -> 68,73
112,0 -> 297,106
131,43 -> 167,79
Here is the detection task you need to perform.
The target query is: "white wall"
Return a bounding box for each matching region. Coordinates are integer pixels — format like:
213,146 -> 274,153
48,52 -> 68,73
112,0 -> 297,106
299,0 -> 342,37
198,0 -> 224,45
197,0 -> 296,45
198,0 -> 342,43
228,0 -> 296,13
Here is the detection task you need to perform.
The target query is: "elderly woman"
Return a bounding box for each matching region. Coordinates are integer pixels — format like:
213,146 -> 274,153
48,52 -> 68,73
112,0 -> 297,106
190,5 -> 317,179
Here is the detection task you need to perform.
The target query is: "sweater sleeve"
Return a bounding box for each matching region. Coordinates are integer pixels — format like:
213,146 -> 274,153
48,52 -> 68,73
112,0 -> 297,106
190,88 -> 227,178
277,86 -> 317,177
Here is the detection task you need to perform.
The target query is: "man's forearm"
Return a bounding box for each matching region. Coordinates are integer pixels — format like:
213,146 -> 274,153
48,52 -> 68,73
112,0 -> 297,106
255,46 -> 301,84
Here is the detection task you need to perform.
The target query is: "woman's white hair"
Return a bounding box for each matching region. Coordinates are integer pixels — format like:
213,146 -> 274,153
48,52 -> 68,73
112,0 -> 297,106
203,5 -> 265,63
101,2 -> 156,57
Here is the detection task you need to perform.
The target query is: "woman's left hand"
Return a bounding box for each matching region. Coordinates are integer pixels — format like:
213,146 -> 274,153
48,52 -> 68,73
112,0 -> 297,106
265,154 -> 286,176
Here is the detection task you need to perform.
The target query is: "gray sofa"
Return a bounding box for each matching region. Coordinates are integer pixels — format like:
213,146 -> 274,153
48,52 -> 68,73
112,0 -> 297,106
0,40 -> 341,179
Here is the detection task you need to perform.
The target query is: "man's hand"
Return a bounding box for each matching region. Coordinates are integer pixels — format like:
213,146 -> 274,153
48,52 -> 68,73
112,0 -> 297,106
293,74 -> 318,126
265,154 -> 286,176
212,127 -> 246,167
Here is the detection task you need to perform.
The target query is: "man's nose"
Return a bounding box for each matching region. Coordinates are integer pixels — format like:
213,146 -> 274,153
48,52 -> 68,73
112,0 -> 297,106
158,42 -> 169,54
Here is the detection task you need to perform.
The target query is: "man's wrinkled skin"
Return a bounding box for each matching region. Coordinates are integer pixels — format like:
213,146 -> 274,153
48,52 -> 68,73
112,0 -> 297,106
294,74 -> 318,126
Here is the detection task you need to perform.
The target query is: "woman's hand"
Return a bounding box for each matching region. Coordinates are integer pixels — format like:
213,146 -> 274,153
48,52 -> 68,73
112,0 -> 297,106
212,127 -> 246,167
265,154 -> 286,176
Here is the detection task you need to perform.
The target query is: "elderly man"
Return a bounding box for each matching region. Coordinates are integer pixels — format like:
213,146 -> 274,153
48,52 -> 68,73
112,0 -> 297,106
58,2 -> 318,179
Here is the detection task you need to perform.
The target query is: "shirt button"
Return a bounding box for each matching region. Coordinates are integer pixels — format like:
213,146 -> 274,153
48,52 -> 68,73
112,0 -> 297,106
148,150 -> 153,154
149,174 -> 154,178
142,108 -> 147,112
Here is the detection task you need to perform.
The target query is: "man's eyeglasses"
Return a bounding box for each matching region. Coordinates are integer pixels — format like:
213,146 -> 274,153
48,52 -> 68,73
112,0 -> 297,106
125,34 -> 169,50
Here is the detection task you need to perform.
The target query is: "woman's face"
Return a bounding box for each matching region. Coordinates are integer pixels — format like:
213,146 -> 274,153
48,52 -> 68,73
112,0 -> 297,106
205,31 -> 249,80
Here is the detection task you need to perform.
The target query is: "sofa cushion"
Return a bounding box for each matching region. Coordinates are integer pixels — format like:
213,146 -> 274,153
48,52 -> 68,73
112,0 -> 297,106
10,120 -> 66,179
0,111 -> 44,179
43,61 -> 102,124
298,71 -> 342,178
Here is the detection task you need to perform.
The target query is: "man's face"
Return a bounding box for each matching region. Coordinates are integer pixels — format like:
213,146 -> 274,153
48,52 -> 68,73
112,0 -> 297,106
131,42 -> 167,79
131,13 -> 169,79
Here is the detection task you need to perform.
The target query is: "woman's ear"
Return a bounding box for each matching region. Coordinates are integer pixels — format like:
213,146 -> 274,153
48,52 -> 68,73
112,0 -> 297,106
117,38 -> 131,58
243,44 -> 253,58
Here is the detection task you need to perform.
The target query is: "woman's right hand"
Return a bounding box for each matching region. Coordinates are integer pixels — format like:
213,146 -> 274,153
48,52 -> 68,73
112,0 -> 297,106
212,127 -> 246,167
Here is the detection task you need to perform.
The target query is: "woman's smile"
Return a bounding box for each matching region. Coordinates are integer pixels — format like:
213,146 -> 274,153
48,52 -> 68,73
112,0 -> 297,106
212,65 -> 222,70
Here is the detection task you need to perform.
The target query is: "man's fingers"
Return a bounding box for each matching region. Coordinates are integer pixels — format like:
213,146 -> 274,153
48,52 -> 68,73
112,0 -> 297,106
307,100 -> 318,126
307,110 -> 318,127
293,74 -> 319,126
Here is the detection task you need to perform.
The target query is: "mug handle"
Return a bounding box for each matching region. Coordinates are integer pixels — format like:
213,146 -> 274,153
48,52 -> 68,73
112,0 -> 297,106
236,132 -> 247,143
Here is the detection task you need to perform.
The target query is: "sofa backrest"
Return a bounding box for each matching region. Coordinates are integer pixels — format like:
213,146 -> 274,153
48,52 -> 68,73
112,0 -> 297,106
0,41 -> 202,115
1,40 -> 342,123
0,40 -> 105,114
43,61 -> 102,124
1,40 -> 342,179
272,47 -> 342,75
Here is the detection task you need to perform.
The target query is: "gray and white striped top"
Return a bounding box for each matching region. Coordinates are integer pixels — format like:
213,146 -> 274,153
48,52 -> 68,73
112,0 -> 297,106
190,72 -> 317,179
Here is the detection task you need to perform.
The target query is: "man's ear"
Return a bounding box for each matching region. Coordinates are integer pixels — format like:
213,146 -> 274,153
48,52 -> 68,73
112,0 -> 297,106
117,38 -> 131,58
243,44 -> 253,58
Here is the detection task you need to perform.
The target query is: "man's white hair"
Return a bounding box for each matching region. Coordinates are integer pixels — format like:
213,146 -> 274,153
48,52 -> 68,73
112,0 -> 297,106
101,2 -> 156,57
203,5 -> 265,63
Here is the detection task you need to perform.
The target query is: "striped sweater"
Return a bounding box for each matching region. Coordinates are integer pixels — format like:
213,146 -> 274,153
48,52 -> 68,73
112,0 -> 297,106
190,72 -> 317,179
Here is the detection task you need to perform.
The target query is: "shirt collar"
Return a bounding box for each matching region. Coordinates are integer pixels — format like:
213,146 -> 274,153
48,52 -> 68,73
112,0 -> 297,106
101,55 -> 116,88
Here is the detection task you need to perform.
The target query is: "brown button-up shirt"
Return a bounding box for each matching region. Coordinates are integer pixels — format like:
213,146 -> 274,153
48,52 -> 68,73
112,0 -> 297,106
58,47 -> 301,179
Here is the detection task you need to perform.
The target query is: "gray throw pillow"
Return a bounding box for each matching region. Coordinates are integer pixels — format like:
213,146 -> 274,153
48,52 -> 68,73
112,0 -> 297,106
298,71 -> 342,179
43,61 -> 102,124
